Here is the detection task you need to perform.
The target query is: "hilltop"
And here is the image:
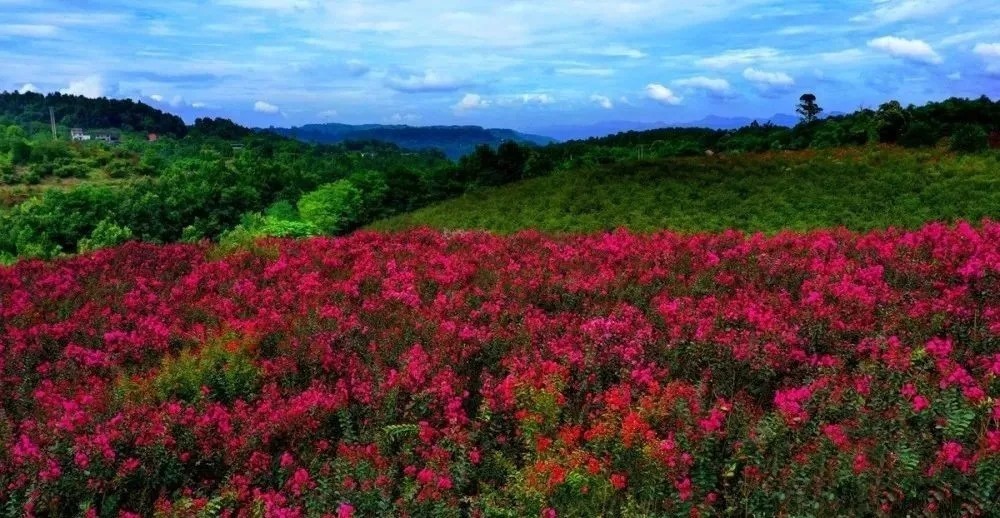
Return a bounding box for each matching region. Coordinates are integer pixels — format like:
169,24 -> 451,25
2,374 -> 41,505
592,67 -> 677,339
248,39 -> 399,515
0,91 -> 187,137
266,123 -> 556,159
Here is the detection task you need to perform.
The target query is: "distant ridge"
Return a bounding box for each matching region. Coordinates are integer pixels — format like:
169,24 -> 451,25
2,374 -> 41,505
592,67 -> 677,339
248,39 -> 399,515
266,123 -> 556,159
530,113 -> 804,141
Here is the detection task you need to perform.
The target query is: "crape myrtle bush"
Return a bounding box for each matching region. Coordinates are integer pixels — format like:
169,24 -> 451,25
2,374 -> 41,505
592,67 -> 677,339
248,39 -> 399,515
2,223 -> 1000,517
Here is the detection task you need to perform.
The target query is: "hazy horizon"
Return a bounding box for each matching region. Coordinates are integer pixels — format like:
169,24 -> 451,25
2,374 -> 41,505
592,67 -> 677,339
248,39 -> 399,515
2,0 -> 998,133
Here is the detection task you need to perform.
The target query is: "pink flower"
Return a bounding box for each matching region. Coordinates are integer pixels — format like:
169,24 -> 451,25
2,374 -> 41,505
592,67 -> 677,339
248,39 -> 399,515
336,502 -> 355,518
676,477 -> 693,501
912,395 -> 930,413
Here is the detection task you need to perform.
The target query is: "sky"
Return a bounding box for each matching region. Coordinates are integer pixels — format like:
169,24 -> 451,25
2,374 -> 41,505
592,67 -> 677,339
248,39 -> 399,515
1,0 -> 999,133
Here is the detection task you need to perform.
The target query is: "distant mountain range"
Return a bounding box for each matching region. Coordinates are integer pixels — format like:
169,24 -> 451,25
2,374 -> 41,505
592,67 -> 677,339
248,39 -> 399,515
266,123 -> 556,159
527,113 -> 835,141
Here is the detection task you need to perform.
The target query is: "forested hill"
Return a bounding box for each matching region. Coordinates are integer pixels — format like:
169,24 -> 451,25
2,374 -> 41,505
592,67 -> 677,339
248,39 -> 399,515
267,123 -> 556,159
0,91 -> 188,137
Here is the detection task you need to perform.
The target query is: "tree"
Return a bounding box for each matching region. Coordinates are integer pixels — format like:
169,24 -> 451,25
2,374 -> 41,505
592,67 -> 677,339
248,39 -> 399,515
796,93 -> 823,124
875,101 -> 908,143
297,180 -> 364,235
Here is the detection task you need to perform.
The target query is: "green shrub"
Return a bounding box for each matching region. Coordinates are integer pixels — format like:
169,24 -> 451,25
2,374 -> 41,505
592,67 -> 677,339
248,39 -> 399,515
150,341 -> 261,404
77,219 -> 134,253
950,125 -> 989,154
899,121 -> 940,148
297,179 -> 364,234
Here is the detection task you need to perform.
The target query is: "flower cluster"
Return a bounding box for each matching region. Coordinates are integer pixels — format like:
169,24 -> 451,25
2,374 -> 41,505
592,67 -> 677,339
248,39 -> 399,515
1,222 -> 999,516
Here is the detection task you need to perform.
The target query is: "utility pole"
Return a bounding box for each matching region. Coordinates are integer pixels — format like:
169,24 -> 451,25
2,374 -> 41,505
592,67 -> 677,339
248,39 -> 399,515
49,107 -> 57,139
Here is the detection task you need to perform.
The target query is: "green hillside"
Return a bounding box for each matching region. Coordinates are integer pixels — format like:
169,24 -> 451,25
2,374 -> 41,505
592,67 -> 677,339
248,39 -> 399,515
371,147 -> 1000,234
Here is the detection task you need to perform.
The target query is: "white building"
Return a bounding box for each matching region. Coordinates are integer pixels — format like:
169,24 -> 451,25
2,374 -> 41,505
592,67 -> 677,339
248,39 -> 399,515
70,128 -> 91,141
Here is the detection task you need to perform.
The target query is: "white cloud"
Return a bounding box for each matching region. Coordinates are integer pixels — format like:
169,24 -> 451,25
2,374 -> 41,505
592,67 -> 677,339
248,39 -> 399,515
17,83 -> 39,94
555,67 -> 615,77
218,0 -> 317,11
254,100 -> 280,113
975,43 -> 1000,74
867,36 -> 942,64
387,112 -> 421,124
742,67 -> 795,87
60,76 -> 105,98
947,72 -> 962,80
516,93 -> 555,105
974,42 -> 1000,59
385,70 -> 466,93
590,94 -> 613,109
318,109 -> 339,118
149,94 -> 164,102
696,47 -> 780,69
852,0 -> 959,24
674,76 -> 733,96
599,45 -> 646,59
453,93 -> 490,112
776,25 -> 817,36
645,83 -> 682,105
0,23 -> 59,38
191,102 -> 209,109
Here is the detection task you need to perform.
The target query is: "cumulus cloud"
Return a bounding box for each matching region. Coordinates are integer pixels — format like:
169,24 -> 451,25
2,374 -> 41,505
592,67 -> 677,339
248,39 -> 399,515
318,109 -> 339,118
191,102 -> 209,109
867,36 -> 942,64
149,94 -> 164,102
590,94 -> 613,109
645,83 -> 682,105
385,70 -> 466,93
453,93 -> 490,112
60,76 -> 105,98
696,47 -> 780,69
742,67 -> 795,87
254,100 -> 280,113
674,76 -> 733,96
17,83 -> 40,94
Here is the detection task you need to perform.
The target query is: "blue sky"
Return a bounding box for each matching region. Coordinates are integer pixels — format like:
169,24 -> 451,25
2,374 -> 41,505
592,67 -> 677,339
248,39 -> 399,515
1,0 -> 998,132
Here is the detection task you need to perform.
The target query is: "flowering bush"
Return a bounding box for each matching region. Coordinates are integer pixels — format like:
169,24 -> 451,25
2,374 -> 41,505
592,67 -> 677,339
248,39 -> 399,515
2,222 -> 999,516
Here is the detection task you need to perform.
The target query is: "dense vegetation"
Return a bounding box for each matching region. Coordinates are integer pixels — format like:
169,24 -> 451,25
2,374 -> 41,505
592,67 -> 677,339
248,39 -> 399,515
2,224 -> 999,516
269,123 -> 555,159
0,92 -> 187,137
374,148 -> 1000,234
1,92 -> 998,264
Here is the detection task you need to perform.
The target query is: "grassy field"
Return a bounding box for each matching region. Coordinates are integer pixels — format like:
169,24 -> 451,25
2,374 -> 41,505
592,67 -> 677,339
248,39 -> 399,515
372,147 -> 1000,234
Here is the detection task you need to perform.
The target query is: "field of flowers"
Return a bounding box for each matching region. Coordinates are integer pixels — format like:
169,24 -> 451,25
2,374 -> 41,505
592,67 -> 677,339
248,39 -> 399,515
2,223 -> 999,516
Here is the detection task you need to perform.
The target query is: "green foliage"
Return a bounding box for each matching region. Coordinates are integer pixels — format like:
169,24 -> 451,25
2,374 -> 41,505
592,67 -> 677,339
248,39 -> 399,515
148,341 -> 262,404
297,180 -> 364,234
77,219 -> 134,253
0,91 -> 187,136
374,149 -> 1000,234
950,124 -> 989,154
796,93 -> 823,123
899,120 -> 940,148
8,139 -> 30,165
876,101 -> 909,143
